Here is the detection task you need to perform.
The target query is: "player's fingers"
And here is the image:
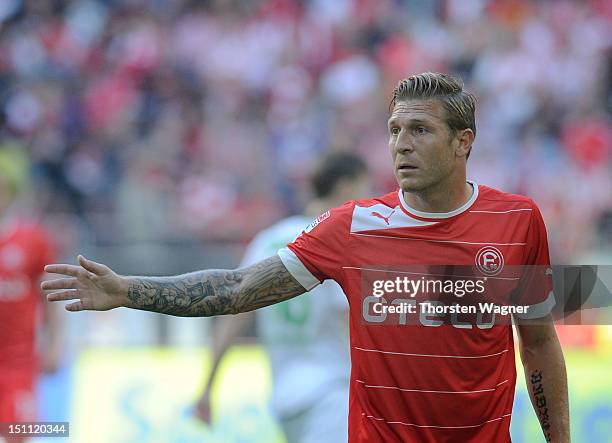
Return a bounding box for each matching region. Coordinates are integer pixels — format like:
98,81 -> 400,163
78,255 -> 109,276
47,290 -> 79,302
66,300 -> 85,312
44,264 -> 85,278
41,278 -> 79,291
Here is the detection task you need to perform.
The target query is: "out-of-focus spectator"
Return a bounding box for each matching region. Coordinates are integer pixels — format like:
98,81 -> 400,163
0,0 -> 609,262
0,147 -> 62,442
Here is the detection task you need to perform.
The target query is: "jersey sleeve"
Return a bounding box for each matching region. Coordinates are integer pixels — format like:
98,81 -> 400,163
278,201 -> 353,291
514,201 -> 555,319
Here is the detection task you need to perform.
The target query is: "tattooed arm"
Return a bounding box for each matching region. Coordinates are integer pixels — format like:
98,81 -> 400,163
515,315 -> 570,443
41,255 -> 306,316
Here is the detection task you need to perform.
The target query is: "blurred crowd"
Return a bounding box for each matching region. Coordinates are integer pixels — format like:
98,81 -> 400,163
0,0 -> 610,261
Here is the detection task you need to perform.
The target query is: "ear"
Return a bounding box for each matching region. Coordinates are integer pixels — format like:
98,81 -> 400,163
455,129 -> 475,158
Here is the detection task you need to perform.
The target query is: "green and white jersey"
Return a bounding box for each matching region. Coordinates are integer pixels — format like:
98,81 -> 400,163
240,215 -> 350,418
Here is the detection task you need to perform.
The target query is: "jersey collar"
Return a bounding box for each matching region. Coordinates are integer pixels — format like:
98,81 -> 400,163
398,180 -> 479,220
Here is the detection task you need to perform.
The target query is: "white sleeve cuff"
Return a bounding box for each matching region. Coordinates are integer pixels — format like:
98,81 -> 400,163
515,290 -> 556,319
277,247 -> 321,291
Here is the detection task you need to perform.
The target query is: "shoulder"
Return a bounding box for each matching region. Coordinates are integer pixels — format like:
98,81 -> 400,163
296,190 -> 400,237
302,190 -> 399,223
352,190 -> 399,209
474,184 -> 540,212
315,190 -> 399,227
258,215 -> 310,238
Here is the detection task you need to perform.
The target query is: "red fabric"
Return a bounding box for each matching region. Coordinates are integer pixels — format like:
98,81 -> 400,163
0,221 -> 56,369
287,185 -> 552,442
0,367 -> 37,422
562,119 -> 611,170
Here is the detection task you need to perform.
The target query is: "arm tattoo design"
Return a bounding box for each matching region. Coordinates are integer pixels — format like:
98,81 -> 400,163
530,369 -> 552,442
126,256 -> 306,317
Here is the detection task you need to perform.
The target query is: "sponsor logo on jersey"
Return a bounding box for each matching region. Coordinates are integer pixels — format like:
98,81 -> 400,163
370,209 -> 396,225
475,246 -> 504,276
304,210 -> 331,233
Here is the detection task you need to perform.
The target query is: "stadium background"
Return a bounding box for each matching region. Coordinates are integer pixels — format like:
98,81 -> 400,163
0,0 -> 610,441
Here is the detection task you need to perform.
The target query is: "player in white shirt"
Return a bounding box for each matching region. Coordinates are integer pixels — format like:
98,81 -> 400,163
195,152 -> 370,443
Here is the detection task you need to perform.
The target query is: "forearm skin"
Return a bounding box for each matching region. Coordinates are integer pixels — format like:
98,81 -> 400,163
520,329 -> 570,443
122,256 -> 305,317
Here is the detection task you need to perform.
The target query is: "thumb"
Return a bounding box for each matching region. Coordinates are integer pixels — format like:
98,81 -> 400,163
78,255 -> 109,276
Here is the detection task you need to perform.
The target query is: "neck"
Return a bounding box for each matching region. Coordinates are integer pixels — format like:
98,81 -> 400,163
402,176 -> 473,214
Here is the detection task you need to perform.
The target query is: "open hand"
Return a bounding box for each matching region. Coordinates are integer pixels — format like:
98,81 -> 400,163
41,255 -> 127,312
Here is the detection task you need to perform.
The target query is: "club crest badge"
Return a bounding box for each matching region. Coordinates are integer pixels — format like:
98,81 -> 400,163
475,246 -> 504,276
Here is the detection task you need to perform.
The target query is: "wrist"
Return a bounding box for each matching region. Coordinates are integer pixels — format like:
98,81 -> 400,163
118,276 -> 133,308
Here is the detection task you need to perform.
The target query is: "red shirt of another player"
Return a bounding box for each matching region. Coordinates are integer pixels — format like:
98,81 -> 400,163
0,220 -> 56,422
278,182 -> 553,443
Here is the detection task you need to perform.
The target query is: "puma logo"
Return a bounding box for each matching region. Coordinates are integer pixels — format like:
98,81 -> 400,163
371,209 -> 395,225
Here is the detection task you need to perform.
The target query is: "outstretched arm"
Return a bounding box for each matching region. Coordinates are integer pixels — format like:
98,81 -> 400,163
42,255 -> 306,316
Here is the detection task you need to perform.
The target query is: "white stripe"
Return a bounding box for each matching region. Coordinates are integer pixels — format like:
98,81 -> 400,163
277,247 -> 320,291
361,412 -> 512,429
514,290 -> 556,319
341,266 -> 520,281
350,232 -> 526,246
351,203 -> 437,233
469,209 -> 532,214
354,346 -> 508,359
355,379 -> 509,394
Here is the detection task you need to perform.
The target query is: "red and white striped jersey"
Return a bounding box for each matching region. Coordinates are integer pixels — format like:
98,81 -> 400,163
278,181 -> 553,442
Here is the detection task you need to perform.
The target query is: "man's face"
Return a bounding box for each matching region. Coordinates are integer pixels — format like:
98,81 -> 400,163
388,99 -> 461,192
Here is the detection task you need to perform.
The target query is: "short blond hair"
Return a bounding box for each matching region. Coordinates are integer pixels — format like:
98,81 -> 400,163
390,72 -> 476,138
